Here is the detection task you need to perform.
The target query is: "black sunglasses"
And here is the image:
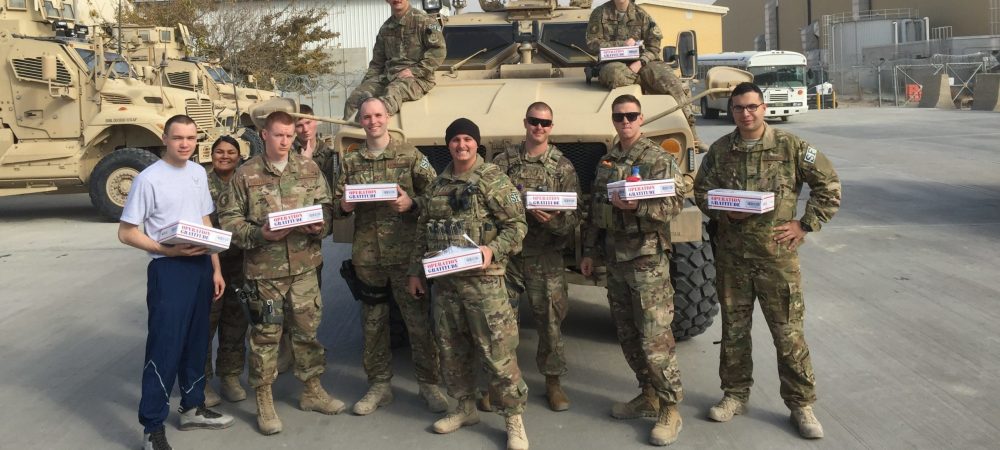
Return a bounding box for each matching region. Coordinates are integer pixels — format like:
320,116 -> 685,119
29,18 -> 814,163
525,116 -> 553,127
611,112 -> 641,123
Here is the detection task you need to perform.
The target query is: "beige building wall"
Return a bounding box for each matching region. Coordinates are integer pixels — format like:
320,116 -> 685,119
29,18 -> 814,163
636,0 -> 729,54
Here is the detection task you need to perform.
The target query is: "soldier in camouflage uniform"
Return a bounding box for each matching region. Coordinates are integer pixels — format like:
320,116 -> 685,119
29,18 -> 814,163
694,82 -> 841,439
203,136 -> 249,408
406,118 -> 530,450
294,104 -> 338,189
579,95 -> 686,446
331,98 -> 449,416
492,102 -> 578,412
218,111 -> 345,436
343,0 -> 446,120
585,0 -> 701,146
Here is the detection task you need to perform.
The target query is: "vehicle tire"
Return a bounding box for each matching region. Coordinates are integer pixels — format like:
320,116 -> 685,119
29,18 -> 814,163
780,115 -> 789,122
88,148 -> 159,221
670,220 -> 720,340
701,98 -> 719,120
238,127 -> 264,159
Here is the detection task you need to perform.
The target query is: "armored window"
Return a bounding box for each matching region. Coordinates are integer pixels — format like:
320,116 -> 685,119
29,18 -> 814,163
442,25 -> 516,70
160,30 -> 172,43
43,1 -> 58,18
61,3 -> 75,20
138,30 -> 151,43
537,22 -> 594,67
7,0 -> 27,10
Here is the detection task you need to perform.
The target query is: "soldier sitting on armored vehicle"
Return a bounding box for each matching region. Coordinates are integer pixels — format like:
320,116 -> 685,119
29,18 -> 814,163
343,0 -> 446,121
586,0 -> 702,147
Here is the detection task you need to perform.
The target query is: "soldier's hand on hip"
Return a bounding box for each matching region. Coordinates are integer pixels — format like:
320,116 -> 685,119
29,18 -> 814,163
611,192 -> 638,210
628,60 -> 642,73
407,276 -> 427,298
398,68 -> 415,79
580,257 -> 594,277
773,220 -> 807,250
479,245 -> 494,269
261,223 -> 294,241
392,186 -> 414,213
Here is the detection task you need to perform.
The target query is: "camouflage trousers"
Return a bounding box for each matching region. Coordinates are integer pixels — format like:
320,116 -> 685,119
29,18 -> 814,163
433,274 -> 527,417
607,252 -> 684,405
598,61 -> 697,130
506,252 -> 569,377
343,75 -> 433,120
247,270 -> 326,388
205,262 -> 247,379
356,264 -> 441,385
716,255 -> 816,408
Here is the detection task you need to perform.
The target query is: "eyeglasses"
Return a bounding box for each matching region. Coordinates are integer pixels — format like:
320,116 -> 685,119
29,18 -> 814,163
611,112 -> 641,123
525,116 -> 553,127
731,103 -> 763,113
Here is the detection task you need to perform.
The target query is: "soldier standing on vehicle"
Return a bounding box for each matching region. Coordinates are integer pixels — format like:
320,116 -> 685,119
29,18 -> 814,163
118,115 -> 235,450
585,0 -> 702,147
332,97 -> 449,416
203,136 -> 250,408
406,118 -> 530,450
218,111 -> 344,436
694,82 -> 841,439
491,102 -> 578,412
579,95 -> 687,446
343,0 -> 446,121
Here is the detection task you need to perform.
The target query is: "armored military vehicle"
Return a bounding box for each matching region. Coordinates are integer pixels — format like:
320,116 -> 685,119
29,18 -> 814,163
0,0 -> 251,219
321,0 -> 748,339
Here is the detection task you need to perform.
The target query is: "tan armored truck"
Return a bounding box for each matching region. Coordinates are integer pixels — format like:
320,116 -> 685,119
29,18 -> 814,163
0,0 -> 247,219
120,24 -> 277,128
251,0 -> 749,339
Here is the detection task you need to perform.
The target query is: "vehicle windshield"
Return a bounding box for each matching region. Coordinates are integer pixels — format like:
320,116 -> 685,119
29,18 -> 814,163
75,48 -> 136,78
442,25 -> 515,69
538,22 -> 594,66
749,65 -> 807,88
206,66 -> 235,84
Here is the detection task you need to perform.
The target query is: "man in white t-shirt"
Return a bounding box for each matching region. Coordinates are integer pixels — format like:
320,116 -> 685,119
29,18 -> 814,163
118,115 -> 235,450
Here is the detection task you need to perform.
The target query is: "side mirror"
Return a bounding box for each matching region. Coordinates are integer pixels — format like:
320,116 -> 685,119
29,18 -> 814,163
662,46 -> 677,64
676,30 -> 697,79
247,74 -> 256,84
142,65 -> 156,83
189,70 -> 200,87
249,97 -> 299,129
41,55 -> 58,82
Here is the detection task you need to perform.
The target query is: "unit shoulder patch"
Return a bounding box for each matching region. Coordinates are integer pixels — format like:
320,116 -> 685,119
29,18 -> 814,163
804,147 -> 818,164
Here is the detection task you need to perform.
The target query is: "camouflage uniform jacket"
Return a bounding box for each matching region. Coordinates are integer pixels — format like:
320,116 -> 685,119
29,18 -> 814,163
586,1 -> 664,65
408,155 -> 527,277
207,169 -> 243,275
365,7 -> 446,86
332,138 -> 437,267
492,142 -> 580,257
217,154 -> 333,280
583,137 -> 686,264
694,124 -> 842,260
294,136 -> 339,188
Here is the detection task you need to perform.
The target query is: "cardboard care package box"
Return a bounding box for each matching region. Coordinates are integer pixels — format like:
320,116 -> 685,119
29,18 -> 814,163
344,183 -> 399,203
422,246 -> 484,278
158,220 -> 232,254
525,191 -> 577,210
599,44 -> 642,62
706,189 -> 775,214
268,205 -> 324,231
607,179 -> 676,201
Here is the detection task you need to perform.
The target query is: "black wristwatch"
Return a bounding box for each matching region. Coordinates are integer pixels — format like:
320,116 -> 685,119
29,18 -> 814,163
800,221 -> 813,233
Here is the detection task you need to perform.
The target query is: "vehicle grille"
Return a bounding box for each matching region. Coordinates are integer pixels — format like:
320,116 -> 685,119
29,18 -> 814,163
185,98 -> 215,130
417,142 -> 607,194
101,93 -> 133,104
768,93 -> 789,102
167,71 -> 201,90
11,57 -> 72,86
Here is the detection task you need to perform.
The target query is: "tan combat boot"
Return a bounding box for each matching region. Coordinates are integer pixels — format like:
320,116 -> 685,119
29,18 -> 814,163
505,414 -> 529,450
255,385 -> 282,435
790,405 -> 824,439
433,396 -> 480,434
649,403 -> 683,446
352,382 -> 393,416
476,390 -> 493,412
418,383 -> 449,413
204,383 -> 221,408
545,376 -> 570,412
707,395 -> 745,422
219,375 -> 246,402
610,385 -> 660,419
300,377 -> 346,415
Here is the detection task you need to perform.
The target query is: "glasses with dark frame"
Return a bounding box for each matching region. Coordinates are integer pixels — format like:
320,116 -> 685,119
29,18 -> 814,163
731,103 -> 763,113
611,112 -> 641,123
525,116 -> 553,128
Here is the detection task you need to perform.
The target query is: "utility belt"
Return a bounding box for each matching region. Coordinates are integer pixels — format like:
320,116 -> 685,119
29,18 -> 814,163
339,259 -> 392,306
234,281 -> 283,325
424,218 -> 497,254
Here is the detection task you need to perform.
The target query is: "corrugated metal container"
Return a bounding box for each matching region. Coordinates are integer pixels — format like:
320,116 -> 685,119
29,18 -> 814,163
266,0 -> 390,62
